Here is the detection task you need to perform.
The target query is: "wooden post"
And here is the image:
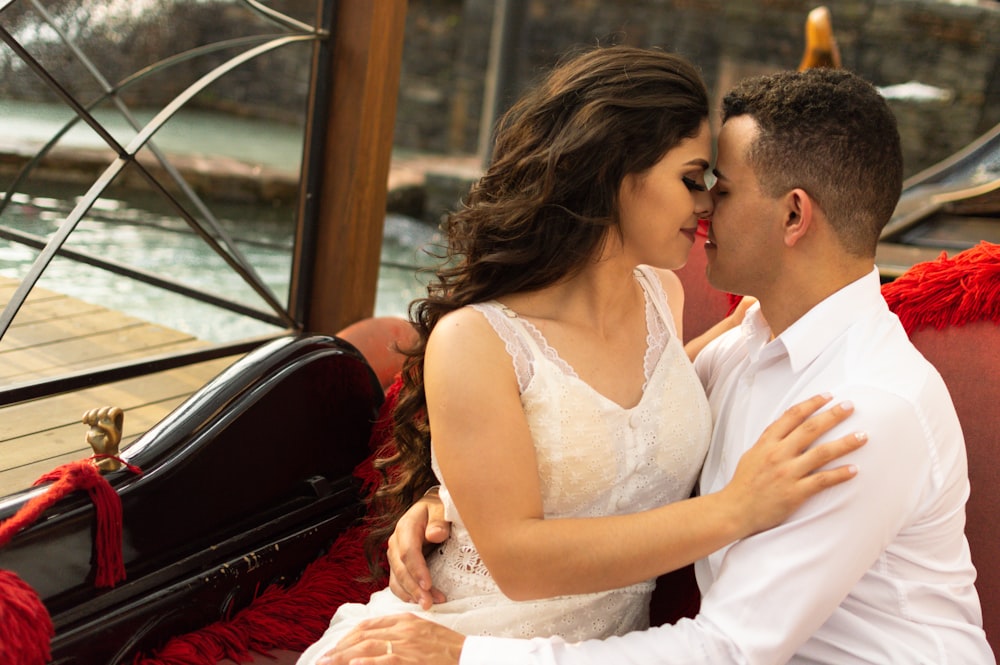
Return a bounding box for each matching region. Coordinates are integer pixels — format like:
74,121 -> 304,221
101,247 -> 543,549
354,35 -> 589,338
294,0 -> 408,335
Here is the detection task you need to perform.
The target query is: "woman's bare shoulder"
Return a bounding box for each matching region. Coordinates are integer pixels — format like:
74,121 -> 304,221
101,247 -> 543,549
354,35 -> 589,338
426,305 -> 506,366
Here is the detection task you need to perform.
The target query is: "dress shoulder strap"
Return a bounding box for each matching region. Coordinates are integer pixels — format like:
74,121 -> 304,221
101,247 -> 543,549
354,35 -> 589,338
633,265 -> 679,339
468,301 -> 537,393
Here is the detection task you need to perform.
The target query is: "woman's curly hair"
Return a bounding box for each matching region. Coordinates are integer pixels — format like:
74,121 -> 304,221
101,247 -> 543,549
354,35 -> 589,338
364,45 -> 709,572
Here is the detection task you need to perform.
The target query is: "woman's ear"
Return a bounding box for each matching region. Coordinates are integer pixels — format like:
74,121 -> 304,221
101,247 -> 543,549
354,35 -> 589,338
782,188 -> 812,247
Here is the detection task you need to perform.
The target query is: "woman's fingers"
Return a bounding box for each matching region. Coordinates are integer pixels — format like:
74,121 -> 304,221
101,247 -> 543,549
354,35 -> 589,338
728,393 -> 868,536
761,393 -> 836,439
760,394 -> 857,457
793,430 -> 868,483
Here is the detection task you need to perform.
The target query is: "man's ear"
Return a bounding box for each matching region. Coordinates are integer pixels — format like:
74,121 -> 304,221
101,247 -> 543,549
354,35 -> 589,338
782,188 -> 813,247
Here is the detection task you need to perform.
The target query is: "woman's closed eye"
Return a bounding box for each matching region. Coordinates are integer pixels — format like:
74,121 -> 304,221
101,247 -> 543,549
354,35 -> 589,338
683,176 -> 707,192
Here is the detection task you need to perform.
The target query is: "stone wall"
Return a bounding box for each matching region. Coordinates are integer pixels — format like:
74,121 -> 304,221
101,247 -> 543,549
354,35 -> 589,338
396,0 -> 1000,179
2,0 -> 997,179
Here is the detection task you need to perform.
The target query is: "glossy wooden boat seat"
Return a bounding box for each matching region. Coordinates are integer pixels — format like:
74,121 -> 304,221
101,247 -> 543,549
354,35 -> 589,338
0,335 -> 383,664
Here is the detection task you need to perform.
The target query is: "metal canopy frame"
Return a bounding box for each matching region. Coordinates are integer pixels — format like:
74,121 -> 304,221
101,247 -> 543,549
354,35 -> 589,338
0,0 -> 408,405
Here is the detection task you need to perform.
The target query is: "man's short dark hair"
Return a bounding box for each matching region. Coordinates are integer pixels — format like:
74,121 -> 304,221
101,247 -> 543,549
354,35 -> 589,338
722,68 -> 903,256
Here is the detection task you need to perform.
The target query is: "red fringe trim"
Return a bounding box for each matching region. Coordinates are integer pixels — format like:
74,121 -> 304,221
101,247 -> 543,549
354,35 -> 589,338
882,241 -> 1000,335
131,522 -> 383,665
132,377 -> 404,664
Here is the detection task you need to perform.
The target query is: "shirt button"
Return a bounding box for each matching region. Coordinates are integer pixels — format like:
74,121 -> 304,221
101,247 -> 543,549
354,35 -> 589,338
629,412 -> 642,429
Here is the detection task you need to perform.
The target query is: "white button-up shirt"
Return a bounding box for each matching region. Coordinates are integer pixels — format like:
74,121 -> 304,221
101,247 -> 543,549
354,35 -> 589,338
462,269 -> 994,664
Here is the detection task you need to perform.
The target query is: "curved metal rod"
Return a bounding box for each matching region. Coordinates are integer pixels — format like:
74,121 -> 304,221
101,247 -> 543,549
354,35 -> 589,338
16,0 -> 282,302
0,34 -> 286,217
0,224 -> 285,326
0,34 -> 314,340
239,0 -> 319,35
0,25 -> 130,160
0,37 -> 273,191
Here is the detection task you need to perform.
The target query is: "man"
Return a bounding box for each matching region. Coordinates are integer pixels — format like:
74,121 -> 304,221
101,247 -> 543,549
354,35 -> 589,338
324,69 -> 994,663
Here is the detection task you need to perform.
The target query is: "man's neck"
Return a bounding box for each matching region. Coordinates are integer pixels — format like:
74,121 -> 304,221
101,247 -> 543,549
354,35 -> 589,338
758,262 -> 874,338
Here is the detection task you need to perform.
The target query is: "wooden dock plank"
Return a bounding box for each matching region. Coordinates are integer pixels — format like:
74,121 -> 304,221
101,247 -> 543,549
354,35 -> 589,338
0,275 -> 247,496
1,400 -> 182,472
0,359 -> 238,494
1,295 -> 106,327
0,356 -> 235,442
1,310 -> 148,349
0,327 -> 207,382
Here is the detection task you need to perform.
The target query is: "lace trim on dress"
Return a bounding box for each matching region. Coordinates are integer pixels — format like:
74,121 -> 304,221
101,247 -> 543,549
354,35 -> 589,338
640,279 -> 668,389
470,267 -> 674,394
469,303 -> 535,393
499,310 -> 579,379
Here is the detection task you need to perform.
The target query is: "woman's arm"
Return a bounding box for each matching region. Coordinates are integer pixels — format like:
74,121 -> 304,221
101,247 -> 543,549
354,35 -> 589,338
425,309 -> 865,601
650,267 -> 753,362
683,296 -> 755,361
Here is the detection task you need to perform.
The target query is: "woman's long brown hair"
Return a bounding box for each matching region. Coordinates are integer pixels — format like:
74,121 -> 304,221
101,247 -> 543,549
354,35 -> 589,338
364,45 -> 709,573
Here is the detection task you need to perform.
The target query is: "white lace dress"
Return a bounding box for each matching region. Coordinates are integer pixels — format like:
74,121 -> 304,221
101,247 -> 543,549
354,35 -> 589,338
297,266 -> 712,664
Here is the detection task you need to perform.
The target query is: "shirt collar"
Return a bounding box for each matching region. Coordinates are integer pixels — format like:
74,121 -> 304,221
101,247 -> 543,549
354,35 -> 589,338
740,268 -> 884,372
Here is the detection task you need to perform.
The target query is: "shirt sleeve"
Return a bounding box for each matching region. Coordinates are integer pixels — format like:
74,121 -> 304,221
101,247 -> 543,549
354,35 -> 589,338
461,385 -> 936,665
462,619 -> 742,665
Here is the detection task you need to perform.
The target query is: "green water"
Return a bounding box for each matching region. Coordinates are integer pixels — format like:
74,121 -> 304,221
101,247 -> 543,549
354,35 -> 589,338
0,101 -> 443,342
0,186 -> 442,342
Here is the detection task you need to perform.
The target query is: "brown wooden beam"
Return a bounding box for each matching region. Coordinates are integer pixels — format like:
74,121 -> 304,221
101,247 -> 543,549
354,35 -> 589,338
296,0 -> 408,335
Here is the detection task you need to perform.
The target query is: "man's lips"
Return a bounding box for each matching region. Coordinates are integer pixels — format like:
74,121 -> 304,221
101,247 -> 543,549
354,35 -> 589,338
698,219 -> 716,247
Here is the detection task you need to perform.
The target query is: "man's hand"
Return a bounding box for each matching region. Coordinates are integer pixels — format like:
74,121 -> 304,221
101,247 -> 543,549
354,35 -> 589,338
318,614 -> 465,665
387,493 -> 451,609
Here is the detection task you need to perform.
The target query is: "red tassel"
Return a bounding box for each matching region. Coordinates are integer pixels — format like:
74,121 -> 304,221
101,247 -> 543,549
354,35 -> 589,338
0,569 -> 54,665
883,242 -> 1000,335
0,457 -> 139,665
29,461 -> 128,588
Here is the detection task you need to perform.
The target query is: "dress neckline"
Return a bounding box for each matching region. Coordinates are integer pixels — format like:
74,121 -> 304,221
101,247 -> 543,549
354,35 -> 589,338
493,271 -> 669,411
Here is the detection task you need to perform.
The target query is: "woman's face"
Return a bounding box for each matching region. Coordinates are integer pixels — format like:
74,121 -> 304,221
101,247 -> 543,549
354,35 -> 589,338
616,120 -> 713,271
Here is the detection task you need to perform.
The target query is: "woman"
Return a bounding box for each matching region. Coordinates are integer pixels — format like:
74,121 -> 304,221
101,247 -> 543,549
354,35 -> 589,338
297,45 -> 863,664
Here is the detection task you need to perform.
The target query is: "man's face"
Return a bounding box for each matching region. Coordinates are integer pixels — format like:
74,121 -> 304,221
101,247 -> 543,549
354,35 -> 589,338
704,115 -> 785,298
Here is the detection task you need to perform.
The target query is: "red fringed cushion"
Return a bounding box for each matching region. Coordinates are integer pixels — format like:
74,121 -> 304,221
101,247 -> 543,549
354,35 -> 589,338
882,241 -> 1000,335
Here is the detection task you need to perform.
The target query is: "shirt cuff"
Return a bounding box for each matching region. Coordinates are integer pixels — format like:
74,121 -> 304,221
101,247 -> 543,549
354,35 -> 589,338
461,636 -> 548,665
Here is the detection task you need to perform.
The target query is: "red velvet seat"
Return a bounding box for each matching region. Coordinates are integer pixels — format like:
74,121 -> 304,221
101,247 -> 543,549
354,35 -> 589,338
881,242 -> 999,651
908,321 -> 1000,650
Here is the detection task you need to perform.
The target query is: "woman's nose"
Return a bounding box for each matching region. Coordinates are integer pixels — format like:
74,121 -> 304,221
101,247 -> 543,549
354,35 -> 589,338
695,189 -> 713,219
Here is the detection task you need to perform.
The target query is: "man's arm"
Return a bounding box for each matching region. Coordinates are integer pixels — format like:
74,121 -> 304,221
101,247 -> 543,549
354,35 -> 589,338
334,391 -> 930,665
465,387 -> 932,664
387,493 -> 449,609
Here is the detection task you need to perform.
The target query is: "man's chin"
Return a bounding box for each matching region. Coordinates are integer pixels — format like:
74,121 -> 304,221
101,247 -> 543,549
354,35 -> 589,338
703,260 -> 733,294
